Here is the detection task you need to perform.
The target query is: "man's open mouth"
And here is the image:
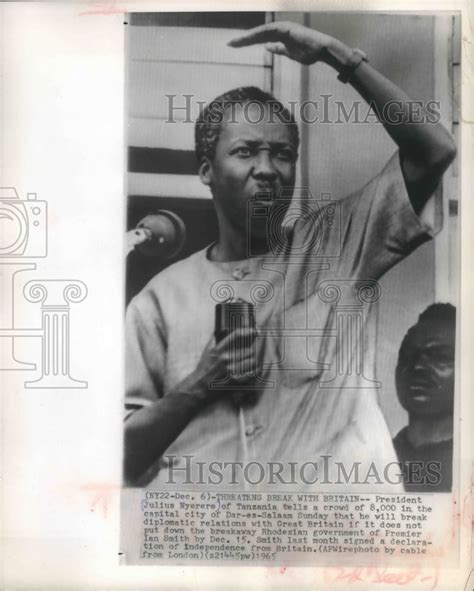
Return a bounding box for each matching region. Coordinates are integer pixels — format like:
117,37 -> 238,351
254,183 -> 275,196
407,379 -> 436,399
410,393 -> 431,403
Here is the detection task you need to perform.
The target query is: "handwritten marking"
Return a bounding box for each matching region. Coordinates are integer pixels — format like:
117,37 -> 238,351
80,482 -> 120,518
322,566 -> 439,589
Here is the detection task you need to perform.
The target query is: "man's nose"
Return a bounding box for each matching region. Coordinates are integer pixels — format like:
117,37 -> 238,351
253,150 -> 277,179
412,350 -> 431,371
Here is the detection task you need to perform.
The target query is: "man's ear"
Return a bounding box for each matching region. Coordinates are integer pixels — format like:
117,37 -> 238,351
198,157 -> 213,187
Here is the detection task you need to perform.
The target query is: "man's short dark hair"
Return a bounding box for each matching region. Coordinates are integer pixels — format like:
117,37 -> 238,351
398,302 -> 456,361
195,86 -> 300,164
418,303 -> 456,327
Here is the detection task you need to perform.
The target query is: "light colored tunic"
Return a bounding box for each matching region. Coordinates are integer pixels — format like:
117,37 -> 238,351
125,152 -> 438,490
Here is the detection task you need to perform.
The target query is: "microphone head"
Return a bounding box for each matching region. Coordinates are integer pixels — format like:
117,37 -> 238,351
136,210 -> 186,259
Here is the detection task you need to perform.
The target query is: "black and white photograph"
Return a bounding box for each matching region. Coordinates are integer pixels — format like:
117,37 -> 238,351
121,10 -> 461,566
0,2 -> 471,587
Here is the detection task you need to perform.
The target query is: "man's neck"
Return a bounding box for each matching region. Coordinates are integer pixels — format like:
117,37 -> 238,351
211,225 -> 269,262
406,414 -> 453,448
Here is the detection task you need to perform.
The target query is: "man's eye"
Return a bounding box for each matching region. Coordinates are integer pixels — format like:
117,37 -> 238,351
434,355 -> 454,365
235,147 -> 252,157
275,149 -> 295,161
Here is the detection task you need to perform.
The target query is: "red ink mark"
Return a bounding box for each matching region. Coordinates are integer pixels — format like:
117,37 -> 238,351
448,487 -> 472,551
323,566 -> 439,589
79,0 -> 124,16
330,567 -> 364,583
80,483 -> 119,518
279,567 -> 287,575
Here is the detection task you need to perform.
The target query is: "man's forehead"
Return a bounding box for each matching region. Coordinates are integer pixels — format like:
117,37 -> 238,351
219,103 -> 295,144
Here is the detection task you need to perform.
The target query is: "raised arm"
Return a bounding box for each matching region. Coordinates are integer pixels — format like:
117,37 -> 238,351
229,22 -> 457,214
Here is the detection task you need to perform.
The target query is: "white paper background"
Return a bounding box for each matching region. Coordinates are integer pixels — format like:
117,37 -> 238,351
0,1 -> 472,589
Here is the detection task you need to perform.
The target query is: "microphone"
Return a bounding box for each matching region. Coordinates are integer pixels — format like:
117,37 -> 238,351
214,299 -> 258,407
126,210 -> 186,259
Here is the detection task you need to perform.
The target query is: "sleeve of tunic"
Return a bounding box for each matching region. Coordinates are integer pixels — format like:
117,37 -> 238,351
291,150 -> 442,282
124,288 -> 167,416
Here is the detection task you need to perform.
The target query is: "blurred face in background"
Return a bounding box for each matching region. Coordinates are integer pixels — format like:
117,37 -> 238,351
395,318 -> 455,417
